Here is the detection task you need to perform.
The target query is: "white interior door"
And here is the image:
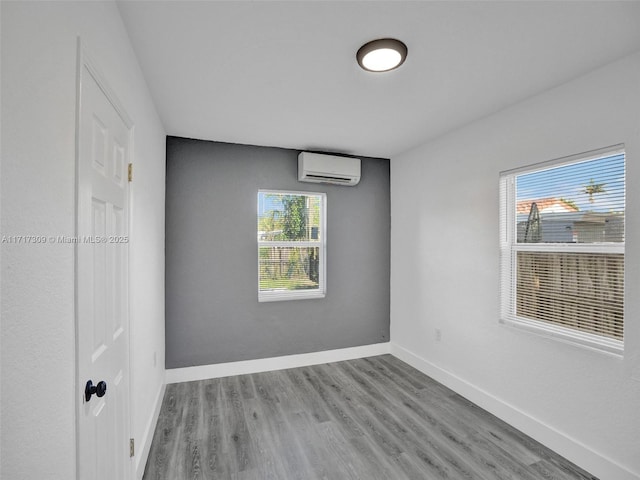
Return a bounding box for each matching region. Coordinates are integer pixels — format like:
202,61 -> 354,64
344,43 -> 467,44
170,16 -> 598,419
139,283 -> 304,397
76,42 -> 133,480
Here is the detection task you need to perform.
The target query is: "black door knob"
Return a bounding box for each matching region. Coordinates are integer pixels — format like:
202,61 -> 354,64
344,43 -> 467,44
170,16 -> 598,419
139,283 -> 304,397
85,380 -> 107,402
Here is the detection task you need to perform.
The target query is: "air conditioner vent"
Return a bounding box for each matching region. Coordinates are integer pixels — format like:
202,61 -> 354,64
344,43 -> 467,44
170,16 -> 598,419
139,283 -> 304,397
298,152 -> 361,186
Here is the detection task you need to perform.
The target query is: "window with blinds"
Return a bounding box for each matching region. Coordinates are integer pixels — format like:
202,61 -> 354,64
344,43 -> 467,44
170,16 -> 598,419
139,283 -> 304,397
500,146 -> 625,353
258,190 -> 326,302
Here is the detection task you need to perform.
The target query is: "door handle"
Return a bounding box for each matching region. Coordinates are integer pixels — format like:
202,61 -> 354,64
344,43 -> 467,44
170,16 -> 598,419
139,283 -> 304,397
85,380 -> 107,402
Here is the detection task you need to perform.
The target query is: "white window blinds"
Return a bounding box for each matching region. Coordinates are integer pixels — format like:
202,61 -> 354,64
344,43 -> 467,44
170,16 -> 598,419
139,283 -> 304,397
500,146 -> 625,352
258,190 -> 326,302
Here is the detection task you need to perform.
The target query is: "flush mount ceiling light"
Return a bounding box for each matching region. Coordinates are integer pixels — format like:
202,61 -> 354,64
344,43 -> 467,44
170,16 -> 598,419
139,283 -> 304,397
356,38 -> 407,72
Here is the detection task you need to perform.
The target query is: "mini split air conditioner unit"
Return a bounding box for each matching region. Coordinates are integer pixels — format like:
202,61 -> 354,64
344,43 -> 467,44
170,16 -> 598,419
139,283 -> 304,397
298,152 -> 361,186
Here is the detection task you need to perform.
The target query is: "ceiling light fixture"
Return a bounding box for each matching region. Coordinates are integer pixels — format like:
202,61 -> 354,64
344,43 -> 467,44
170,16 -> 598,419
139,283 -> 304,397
356,38 -> 407,72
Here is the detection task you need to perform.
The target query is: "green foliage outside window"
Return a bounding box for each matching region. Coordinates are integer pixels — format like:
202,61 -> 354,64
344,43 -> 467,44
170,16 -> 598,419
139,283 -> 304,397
258,192 -> 322,292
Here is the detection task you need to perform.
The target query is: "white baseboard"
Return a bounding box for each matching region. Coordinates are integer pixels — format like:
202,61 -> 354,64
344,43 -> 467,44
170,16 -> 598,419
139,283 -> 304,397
390,343 -> 639,480
135,381 -> 166,480
165,342 -> 391,384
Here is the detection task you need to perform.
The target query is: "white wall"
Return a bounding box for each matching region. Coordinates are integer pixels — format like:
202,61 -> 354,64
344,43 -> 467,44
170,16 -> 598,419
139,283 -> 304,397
1,2 -> 166,479
391,51 -> 640,480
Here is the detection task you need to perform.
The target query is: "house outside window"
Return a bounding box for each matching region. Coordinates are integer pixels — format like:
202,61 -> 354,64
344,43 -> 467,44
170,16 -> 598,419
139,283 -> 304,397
258,190 -> 326,302
500,146 -> 625,353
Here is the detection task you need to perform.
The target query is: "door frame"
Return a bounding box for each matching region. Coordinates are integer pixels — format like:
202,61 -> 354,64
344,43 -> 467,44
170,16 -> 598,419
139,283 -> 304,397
74,37 -> 135,480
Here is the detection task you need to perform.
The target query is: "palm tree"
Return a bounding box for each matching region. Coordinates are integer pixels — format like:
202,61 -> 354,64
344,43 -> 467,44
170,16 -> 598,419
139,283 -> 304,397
584,178 -> 606,203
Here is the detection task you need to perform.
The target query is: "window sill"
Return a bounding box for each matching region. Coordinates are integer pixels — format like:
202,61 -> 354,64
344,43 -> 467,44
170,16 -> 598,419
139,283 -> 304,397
501,316 -> 623,357
258,290 -> 326,303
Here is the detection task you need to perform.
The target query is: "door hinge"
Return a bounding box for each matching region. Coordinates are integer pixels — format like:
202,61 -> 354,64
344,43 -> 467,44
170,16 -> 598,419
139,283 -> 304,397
128,163 -> 133,183
130,438 -> 135,457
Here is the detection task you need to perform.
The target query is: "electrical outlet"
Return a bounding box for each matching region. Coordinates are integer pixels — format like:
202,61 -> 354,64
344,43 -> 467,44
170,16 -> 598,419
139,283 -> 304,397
435,329 -> 442,343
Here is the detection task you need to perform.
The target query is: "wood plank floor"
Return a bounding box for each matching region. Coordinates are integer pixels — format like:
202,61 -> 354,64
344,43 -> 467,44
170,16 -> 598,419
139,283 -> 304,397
143,355 -> 598,480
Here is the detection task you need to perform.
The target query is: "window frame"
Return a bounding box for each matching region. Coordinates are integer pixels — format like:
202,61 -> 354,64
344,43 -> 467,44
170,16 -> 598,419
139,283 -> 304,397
499,145 -> 625,355
257,189 -> 327,303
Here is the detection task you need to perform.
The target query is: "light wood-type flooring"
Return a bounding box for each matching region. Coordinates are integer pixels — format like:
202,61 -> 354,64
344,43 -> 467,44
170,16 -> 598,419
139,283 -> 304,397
143,355 -> 597,480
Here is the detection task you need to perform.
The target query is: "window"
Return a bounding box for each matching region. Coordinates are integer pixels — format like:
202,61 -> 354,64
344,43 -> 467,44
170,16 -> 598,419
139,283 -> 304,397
500,146 -> 625,353
258,190 -> 326,302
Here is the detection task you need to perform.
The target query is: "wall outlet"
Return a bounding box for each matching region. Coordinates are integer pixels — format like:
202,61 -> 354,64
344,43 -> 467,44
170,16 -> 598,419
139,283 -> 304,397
435,329 -> 442,343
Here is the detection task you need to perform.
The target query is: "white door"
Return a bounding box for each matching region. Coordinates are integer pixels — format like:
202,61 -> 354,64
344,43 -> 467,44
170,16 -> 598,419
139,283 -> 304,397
77,43 -> 133,480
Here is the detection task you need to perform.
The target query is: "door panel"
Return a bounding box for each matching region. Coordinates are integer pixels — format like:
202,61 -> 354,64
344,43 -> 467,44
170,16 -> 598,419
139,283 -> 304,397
77,44 -> 132,480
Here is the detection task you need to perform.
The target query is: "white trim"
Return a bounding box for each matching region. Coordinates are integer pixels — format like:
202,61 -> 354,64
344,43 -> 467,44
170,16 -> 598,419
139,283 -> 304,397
79,42 -> 134,129
259,188 -> 326,197
259,241 -> 322,248
258,289 -> 326,303
501,317 -> 624,356
513,243 -> 625,254
166,343 -> 391,384
135,382 -> 166,480
389,343 -> 639,480
499,144 -> 624,176
74,36 -> 83,480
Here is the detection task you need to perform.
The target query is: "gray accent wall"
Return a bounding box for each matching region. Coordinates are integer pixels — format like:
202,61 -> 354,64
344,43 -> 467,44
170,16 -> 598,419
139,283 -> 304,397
166,137 -> 390,368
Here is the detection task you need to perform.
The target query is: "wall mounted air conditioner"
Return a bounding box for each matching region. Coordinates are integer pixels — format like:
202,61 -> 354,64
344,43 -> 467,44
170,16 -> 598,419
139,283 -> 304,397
298,152 -> 361,186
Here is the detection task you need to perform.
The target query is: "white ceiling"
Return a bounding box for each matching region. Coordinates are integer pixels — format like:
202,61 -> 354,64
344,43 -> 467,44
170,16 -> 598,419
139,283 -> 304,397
117,1 -> 640,159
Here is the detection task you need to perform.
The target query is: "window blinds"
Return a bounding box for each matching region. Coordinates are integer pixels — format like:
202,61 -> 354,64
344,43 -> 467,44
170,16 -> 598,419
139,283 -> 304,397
257,191 -> 326,301
500,146 -> 625,349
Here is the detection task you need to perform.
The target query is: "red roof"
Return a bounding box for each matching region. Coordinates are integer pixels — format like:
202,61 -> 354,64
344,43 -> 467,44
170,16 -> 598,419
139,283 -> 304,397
516,198 -> 578,214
